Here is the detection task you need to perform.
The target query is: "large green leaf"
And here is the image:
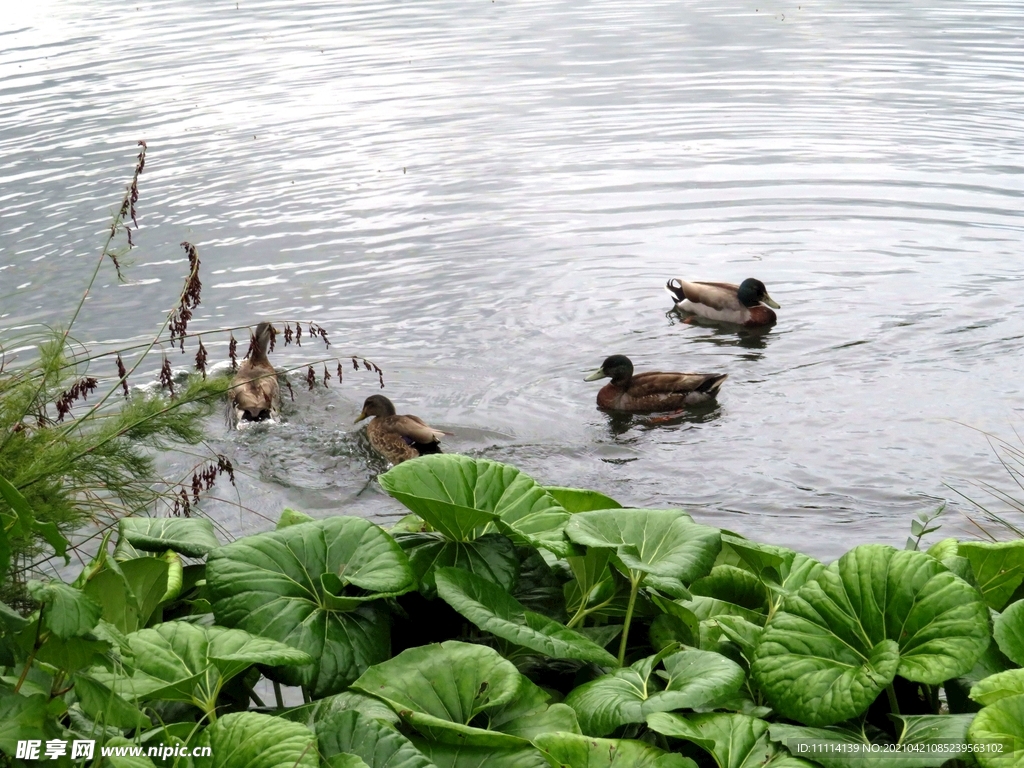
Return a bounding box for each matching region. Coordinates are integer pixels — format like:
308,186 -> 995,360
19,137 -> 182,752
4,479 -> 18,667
771,715 -> 981,768
353,641 -> 562,747
565,510 -> 720,586
27,580 -> 101,638
397,532 -> 519,596
379,455 -> 570,553
410,738 -> 548,768
545,487 -> 622,513
0,692 -> 55,755
751,545 -> 990,726
314,709 -> 435,768
283,691 -> 401,728
435,568 -> 616,665
194,712 -> 318,768
959,541 -> 1024,610
647,712 -> 813,768
91,621 -> 309,716
118,517 -> 221,557
73,674 -> 151,729
532,732 -> 696,768
691,566 -> 769,615
207,516 -> 413,696
82,556 -> 170,634
971,669 -> 1024,707
994,599 -> 1024,666
564,648 -> 745,737
968,694 -> 1024,768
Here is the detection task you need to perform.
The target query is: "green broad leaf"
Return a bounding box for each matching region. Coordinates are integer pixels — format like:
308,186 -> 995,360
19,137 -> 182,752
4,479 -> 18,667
0,692 -> 53,755
410,737 -> 549,768
207,516 -> 413,696
35,633 -> 112,672
119,517 -> 221,557
751,544 -> 990,726
328,756 -> 372,768
314,709 -> 435,768
0,600 -> 28,632
968,694 -> 1024,768
972,669 -> 1024,706
435,568 -> 616,665
564,648 -> 745,737
282,691 -> 401,728
947,641 -> 1019,714
681,595 -> 766,624
120,556 -> 171,627
161,550 -> 183,603
379,455 -> 570,554
352,641 -> 535,747
959,541 -> 1024,610
102,738 -> 159,768
0,475 -> 69,563
994,599 -> 1024,666
27,580 -> 102,638
770,715 -> 978,767
691,565 -> 769,614
92,621 -> 309,716
533,732 -> 696,768
647,712 -> 813,768
194,711 -> 319,768
545,487 -> 622,512
926,538 -> 960,560
278,507 -> 315,529
714,615 -> 765,662
73,673 -> 151,729
565,509 -> 721,584
397,531 -> 519,596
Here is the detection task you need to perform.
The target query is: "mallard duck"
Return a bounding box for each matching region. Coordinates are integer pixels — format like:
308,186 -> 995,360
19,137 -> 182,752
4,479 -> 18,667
585,355 -> 727,412
666,278 -> 780,327
229,322 -> 280,427
355,395 -> 444,465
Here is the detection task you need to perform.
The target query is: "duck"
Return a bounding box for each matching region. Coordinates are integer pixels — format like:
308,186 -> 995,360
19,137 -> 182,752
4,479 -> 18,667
229,322 -> 280,427
355,394 -> 445,465
585,355 -> 727,412
666,278 -> 780,327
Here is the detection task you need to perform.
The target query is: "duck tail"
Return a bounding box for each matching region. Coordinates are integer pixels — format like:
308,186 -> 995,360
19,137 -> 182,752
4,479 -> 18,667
666,279 -> 686,303
698,373 -> 728,395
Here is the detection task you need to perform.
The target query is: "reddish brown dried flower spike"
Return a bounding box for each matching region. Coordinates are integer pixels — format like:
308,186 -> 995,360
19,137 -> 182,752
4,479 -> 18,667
217,455 -> 236,486
160,356 -> 175,397
363,359 -> 372,371
55,377 -> 99,422
283,325 -> 293,346
351,357 -> 359,371
170,242 -> 202,350
116,354 -> 130,399
228,334 -> 238,371
306,366 -> 316,391
295,323 -> 302,346
337,362 -> 343,384
268,325 -> 277,353
322,364 -> 330,387
243,330 -> 257,361
285,379 -> 295,401
195,338 -> 208,379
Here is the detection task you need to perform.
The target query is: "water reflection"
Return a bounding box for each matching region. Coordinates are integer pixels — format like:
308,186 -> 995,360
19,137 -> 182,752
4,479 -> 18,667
602,401 -> 723,437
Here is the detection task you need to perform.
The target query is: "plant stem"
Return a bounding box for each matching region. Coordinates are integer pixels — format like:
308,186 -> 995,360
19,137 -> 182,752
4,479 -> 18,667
886,683 -> 901,715
274,681 -> 284,709
15,603 -> 46,694
617,573 -> 641,667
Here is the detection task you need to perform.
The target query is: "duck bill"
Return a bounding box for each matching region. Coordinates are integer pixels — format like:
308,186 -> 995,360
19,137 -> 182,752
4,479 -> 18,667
584,368 -> 608,382
762,294 -> 781,309
354,409 -> 368,423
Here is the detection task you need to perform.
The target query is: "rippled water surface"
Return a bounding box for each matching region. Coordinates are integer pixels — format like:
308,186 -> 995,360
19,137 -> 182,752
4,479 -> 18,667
3,0 -> 1024,559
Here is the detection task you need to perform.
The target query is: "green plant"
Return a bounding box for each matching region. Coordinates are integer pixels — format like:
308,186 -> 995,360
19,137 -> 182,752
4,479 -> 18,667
3,453 -> 1022,768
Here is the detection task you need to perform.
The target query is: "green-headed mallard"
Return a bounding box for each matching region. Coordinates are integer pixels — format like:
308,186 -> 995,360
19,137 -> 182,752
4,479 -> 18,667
229,322 -> 280,427
666,278 -> 780,327
585,354 -> 727,412
355,394 -> 444,464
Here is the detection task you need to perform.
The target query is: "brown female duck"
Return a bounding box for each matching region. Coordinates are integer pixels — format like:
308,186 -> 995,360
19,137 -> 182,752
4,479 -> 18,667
355,394 -> 444,464
229,322 -> 280,427
585,355 -> 727,412
666,278 -> 780,327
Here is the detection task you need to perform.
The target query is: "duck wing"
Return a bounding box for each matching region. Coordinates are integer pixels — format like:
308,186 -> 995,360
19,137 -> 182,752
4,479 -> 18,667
631,371 -> 729,396
671,280 -> 743,311
397,414 -> 446,444
229,364 -> 280,419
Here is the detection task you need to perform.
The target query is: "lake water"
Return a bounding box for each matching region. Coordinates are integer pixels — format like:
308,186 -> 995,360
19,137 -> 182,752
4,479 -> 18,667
3,0 -> 1023,561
